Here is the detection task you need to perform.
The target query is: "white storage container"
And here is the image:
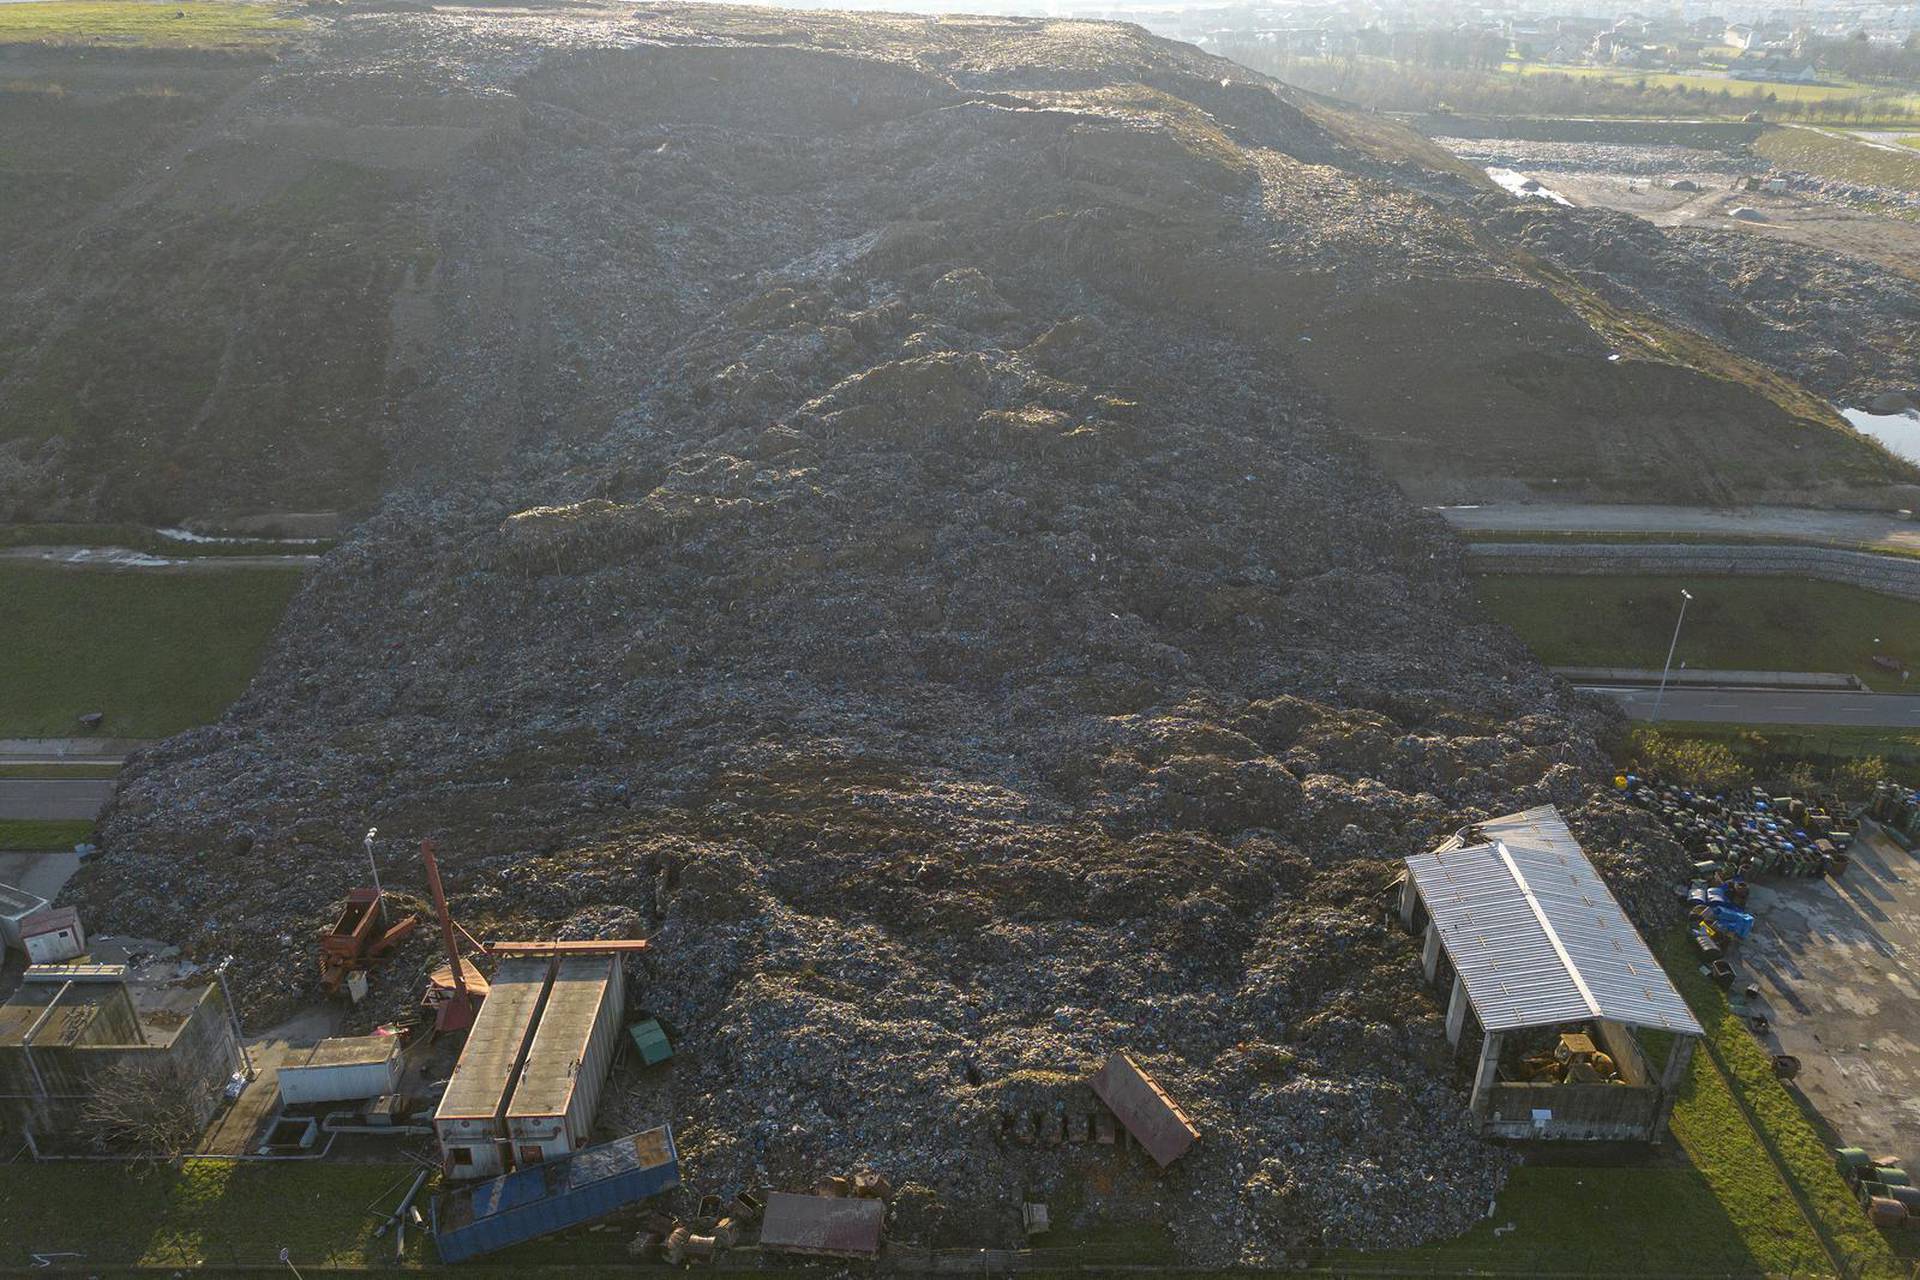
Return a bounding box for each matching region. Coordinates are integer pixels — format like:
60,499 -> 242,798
505,955 -> 626,1164
278,1036 -> 404,1106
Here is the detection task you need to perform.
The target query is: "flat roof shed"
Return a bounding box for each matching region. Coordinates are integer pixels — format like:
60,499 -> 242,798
1400,804 -> 1702,1141
434,958 -> 554,1176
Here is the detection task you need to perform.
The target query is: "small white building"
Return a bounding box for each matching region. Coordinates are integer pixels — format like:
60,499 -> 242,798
21,908 -> 85,964
278,1036 -> 403,1107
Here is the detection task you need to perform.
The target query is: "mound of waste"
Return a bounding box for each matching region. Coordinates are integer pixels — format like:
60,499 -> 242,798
65,4 -> 1700,1263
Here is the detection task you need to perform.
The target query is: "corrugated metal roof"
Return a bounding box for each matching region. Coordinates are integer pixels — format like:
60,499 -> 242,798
1090,1052 -> 1199,1168
1405,805 -> 1702,1036
759,1193 -> 886,1259
21,906 -> 80,936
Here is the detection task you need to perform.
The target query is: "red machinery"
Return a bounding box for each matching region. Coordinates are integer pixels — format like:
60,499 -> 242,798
420,838 -> 480,1034
319,887 -> 419,994
416,838 -> 652,1037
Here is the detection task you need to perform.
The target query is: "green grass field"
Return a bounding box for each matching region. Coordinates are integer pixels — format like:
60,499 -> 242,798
0,1161 -> 427,1268
1756,125 -> 1920,194
0,564 -> 301,737
1473,573 -> 1920,692
0,1 -> 302,48
0,819 -> 93,851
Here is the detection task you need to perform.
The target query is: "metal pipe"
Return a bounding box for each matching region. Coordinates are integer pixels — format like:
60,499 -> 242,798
18,980 -> 74,1110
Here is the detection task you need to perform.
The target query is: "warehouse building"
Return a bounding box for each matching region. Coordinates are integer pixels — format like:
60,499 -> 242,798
1400,805 -> 1703,1142
0,964 -> 242,1148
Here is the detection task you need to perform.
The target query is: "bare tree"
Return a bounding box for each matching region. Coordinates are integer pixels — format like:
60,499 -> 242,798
78,1060 -> 217,1160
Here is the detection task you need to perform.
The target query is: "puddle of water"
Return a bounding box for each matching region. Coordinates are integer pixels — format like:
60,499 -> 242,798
1843,406 -> 1920,464
1485,167 -> 1571,205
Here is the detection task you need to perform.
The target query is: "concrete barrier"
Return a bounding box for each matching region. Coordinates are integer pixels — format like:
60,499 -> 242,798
1466,542 -> 1920,604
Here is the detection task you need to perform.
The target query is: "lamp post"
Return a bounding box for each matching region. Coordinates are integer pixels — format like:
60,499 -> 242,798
214,955 -> 254,1080
1651,588 -> 1693,724
364,826 -> 383,899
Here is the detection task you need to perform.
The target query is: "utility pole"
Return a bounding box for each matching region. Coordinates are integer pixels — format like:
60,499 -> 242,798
215,956 -> 255,1080
1651,588 -> 1693,724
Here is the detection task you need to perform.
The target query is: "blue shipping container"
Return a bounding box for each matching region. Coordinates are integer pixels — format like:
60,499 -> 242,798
432,1126 -> 680,1263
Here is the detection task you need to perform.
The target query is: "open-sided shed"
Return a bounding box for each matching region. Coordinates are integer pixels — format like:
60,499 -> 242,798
1400,804 -> 1703,1141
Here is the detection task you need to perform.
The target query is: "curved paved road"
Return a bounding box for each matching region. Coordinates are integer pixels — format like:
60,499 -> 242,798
1434,504 -> 1920,554
1581,684 -> 1920,727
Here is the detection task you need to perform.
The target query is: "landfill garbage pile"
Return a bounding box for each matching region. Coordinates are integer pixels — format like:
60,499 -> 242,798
1481,199 -> 1920,411
61,3 -> 1711,1263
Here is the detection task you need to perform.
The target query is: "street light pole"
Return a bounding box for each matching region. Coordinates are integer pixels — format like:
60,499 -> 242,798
364,826 -> 383,901
1651,588 -> 1693,724
215,955 -> 255,1080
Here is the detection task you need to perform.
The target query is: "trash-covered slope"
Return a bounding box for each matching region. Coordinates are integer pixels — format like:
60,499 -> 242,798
68,4 -> 1705,1262
1,2 -> 1908,519
1484,200 -> 1920,414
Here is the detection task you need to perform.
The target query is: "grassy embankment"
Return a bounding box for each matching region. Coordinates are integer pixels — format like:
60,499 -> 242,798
1509,60 -> 1920,115
0,0 -> 303,48
0,563 -> 302,737
0,819 -> 95,850
1755,125 -> 1920,196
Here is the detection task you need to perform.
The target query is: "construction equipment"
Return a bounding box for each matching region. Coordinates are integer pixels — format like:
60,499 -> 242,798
421,840 -> 480,1034
414,837 -> 653,1037
320,887 -> 418,994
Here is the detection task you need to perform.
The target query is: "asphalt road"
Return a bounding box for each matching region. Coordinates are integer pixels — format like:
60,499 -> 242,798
1434,503 -> 1920,554
1580,684 -> 1920,727
0,777 -> 114,821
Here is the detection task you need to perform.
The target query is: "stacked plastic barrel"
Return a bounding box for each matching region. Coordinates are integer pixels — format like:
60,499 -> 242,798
1837,1147 -> 1918,1230
1622,777 -> 1854,883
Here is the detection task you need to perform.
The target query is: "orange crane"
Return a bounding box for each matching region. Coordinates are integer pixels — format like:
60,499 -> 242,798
415,839 -> 650,1036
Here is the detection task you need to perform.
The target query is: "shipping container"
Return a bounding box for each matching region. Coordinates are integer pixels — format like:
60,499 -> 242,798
0,883 -> 51,953
20,907 -> 85,964
432,1126 -> 679,1264
434,957 -> 555,1179
505,955 -> 625,1165
279,1035 -> 404,1106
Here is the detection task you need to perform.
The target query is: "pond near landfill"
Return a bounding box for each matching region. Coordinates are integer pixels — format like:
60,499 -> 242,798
1844,407 -> 1920,465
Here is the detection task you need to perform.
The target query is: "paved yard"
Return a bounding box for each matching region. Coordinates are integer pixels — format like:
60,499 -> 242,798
1741,829 -> 1920,1173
